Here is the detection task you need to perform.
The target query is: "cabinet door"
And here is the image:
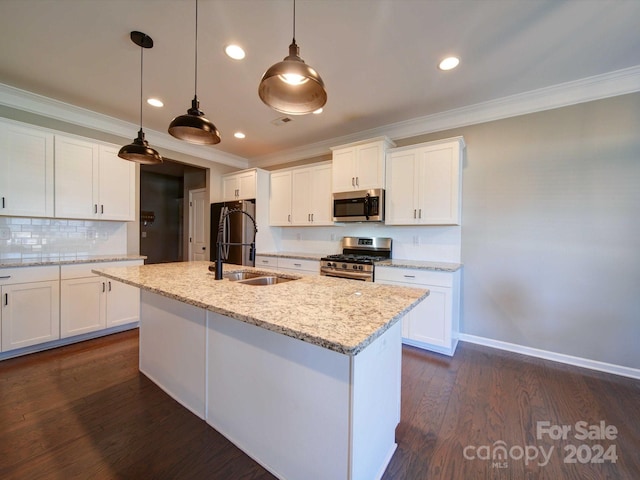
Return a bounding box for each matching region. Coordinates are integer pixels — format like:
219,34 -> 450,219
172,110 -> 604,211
417,143 -> 461,225
98,145 -> 135,221
331,148 -> 355,192
309,164 -> 333,225
405,285 -> 451,348
269,170 -> 292,226
222,175 -> 239,201
385,151 -> 418,225
106,279 -> 140,328
237,171 -> 256,200
60,277 -> 106,338
0,122 -> 54,218
54,135 -> 99,219
291,168 -> 311,224
354,143 -> 385,190
1,280 -> 60,351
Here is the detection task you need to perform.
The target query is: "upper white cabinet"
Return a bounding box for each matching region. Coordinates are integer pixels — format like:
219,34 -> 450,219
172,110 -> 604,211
222,169 -> 257,201
54,136 -> 135,221
0,120 -> 54,218
269,162 -> 332,226
330,137 -> 395,193
0,266 -> 60,352
385,137 -> 464,226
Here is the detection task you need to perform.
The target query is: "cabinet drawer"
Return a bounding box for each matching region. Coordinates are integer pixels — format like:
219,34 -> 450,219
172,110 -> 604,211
254,256 -> 278,269
61,260 -> 143,280
375,266 -> 453,287
277,258 -> 319,274
0,265 -> 59,285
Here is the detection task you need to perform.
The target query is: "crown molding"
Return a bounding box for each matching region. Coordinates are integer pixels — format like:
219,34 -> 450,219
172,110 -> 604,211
0,83 -> 249,169
249,65 -> 640,168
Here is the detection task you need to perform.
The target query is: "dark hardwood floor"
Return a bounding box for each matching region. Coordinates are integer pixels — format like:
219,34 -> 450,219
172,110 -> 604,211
0,330 -> 638,479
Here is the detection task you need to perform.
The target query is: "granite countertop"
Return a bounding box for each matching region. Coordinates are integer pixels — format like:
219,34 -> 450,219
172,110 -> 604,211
256,251 -> 328,261
93,261 -> 428,356
376,259 -> 462,272
0,254 -> 146,269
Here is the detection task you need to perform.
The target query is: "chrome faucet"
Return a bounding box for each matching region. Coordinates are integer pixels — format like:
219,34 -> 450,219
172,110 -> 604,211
214,208 -> 258,280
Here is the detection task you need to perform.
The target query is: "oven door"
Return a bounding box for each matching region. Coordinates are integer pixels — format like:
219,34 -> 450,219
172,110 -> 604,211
320,267 -> 373,282
332,189 -> 384,222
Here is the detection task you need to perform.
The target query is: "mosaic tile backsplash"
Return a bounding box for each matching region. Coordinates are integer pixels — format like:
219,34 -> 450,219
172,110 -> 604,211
0,216 -> 127,262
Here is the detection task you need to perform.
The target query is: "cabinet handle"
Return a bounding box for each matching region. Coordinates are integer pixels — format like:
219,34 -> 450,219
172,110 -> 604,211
4,293 -> 7,306
101,204 -> 104,214
0,275 -> 11,279
261,260 -> 269,263
102,282 -> 106,293
108,281 -> 112,292
94,204 -> 98,214
351,177 -> 355,187
356,177 -> 359,187
288,214 -> 291,223
413,209 -> 417,219
294,263 -> 302,267
403,275 -> 416,279
1,197 -> 5,208
418,209 -> 421,219
311,213 -> 314,222
308,213 -> 311,222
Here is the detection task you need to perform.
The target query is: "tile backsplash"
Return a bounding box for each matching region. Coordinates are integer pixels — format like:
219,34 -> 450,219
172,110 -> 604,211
0,217 -> 127,261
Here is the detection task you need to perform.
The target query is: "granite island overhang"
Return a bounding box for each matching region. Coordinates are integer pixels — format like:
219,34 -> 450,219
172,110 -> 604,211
93,261 -> 429,480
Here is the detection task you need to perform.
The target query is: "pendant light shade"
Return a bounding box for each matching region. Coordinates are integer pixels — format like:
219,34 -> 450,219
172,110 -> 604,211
168,0 -> 221,145
258,0 -> 327,115
119,31 -> 162,164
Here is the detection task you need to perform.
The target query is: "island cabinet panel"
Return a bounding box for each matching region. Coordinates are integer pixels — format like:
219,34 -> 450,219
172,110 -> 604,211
205,312 -> 402,480
139,290 -> 206,419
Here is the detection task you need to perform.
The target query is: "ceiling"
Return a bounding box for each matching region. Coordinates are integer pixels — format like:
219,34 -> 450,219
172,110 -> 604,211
1,0 -> 639,166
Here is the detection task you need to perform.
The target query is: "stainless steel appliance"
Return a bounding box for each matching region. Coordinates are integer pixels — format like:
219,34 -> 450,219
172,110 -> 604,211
210,200 -> 256,266
332,188 -> 384,222
320,236 -> 392,282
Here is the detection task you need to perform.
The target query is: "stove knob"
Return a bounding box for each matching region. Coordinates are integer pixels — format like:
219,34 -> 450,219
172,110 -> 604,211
341,263 -> 347,269
359,265 -> 364,271
352,265 -> 358,270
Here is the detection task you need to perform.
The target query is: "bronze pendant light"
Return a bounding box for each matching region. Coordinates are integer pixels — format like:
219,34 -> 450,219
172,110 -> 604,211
258,0 -> 327,115
168,0 -> 221,145
118,31 -> 163,164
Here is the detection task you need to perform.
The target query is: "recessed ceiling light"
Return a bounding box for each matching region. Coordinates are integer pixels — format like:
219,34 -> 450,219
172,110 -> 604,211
313,108 -> 323,114
438,56 -> 460,71
234,132 -> 246,139
225,44 -> 245,60
147,98 -> 164,107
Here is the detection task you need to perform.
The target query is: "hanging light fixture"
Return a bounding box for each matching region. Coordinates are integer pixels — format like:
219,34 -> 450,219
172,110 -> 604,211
168,0 -> 221,145
258,0 -> 327,115
118,31 -> 163,164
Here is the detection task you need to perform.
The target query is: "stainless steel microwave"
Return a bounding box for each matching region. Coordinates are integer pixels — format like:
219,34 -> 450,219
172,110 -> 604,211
332,189 -> 385,222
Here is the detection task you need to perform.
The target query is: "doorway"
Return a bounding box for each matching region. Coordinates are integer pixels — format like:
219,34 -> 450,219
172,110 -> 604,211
140,160 -> 207,264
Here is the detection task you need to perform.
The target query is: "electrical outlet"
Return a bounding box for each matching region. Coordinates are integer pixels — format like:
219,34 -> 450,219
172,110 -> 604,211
0,228 -> 10,240
330,233 -> 336,241
413,235 -> 420,246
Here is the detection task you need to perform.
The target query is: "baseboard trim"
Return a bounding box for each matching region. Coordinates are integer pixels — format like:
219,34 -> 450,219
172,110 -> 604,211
458,333 -> 640,380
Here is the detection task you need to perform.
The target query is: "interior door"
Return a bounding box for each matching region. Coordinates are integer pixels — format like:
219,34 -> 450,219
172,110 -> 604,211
189,188 -> 208,261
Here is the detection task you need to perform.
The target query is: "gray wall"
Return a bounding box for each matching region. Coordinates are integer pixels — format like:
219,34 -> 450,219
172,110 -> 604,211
400,92 -> 640,369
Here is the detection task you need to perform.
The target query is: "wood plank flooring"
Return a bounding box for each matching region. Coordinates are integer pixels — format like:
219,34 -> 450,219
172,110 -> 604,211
0,330 -> 638,479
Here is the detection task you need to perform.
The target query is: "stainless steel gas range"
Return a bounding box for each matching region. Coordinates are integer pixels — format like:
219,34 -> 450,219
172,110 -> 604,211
320,237 -> 392,282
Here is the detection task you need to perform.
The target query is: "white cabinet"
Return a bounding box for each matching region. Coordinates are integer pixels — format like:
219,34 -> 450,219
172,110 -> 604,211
254,255 -> 278,269
270,163 -> 333,226
0,120 -> 54,218
330,137 -> 394,193
277,258 -> 319,275
222,169 -> 257,201
54,136 -> 135,221
376,266 -> 460,356
60,260 -> 142,338
386,137 -> 464,226
0,266 -> 60,352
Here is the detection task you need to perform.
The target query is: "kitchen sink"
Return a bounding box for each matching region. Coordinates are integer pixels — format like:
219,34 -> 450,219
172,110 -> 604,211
224,271 -> 265,281
236,276 -> 294,286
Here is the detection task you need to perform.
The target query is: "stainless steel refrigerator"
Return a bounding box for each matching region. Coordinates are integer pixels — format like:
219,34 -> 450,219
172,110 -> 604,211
210,200 -> 256,266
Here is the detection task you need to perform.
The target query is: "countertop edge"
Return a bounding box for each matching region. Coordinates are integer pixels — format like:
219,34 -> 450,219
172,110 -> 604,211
1,255 -> 146,269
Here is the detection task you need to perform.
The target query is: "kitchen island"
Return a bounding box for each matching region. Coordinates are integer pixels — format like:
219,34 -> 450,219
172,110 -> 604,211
93,261 -> 428,480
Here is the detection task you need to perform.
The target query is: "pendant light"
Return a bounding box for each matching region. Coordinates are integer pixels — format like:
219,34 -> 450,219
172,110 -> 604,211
118,31 -> 163,165
168,0 -> 221,145
259,0 -> 327,115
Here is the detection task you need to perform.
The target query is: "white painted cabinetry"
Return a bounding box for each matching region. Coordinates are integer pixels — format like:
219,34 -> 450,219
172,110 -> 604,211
254,255 -> 319,275
0,120 -> 55,218
0,266 -> 60,352
60,260 -> 142,338
270,162 -> 332,226
376,266 -> 460,356
386,137 -> 464,225
54,136 -> 135,221
254,255 -> 278,269
330,137 -> 395,193
222,169 -> 257,201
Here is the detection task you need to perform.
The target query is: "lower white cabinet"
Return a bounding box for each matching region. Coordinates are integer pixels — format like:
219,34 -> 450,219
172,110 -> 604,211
254,255 -> 319,276
376,266 -> 460,356
0,266 -> 60,352
254,255 -> 278,269
60,260 -> 142,338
